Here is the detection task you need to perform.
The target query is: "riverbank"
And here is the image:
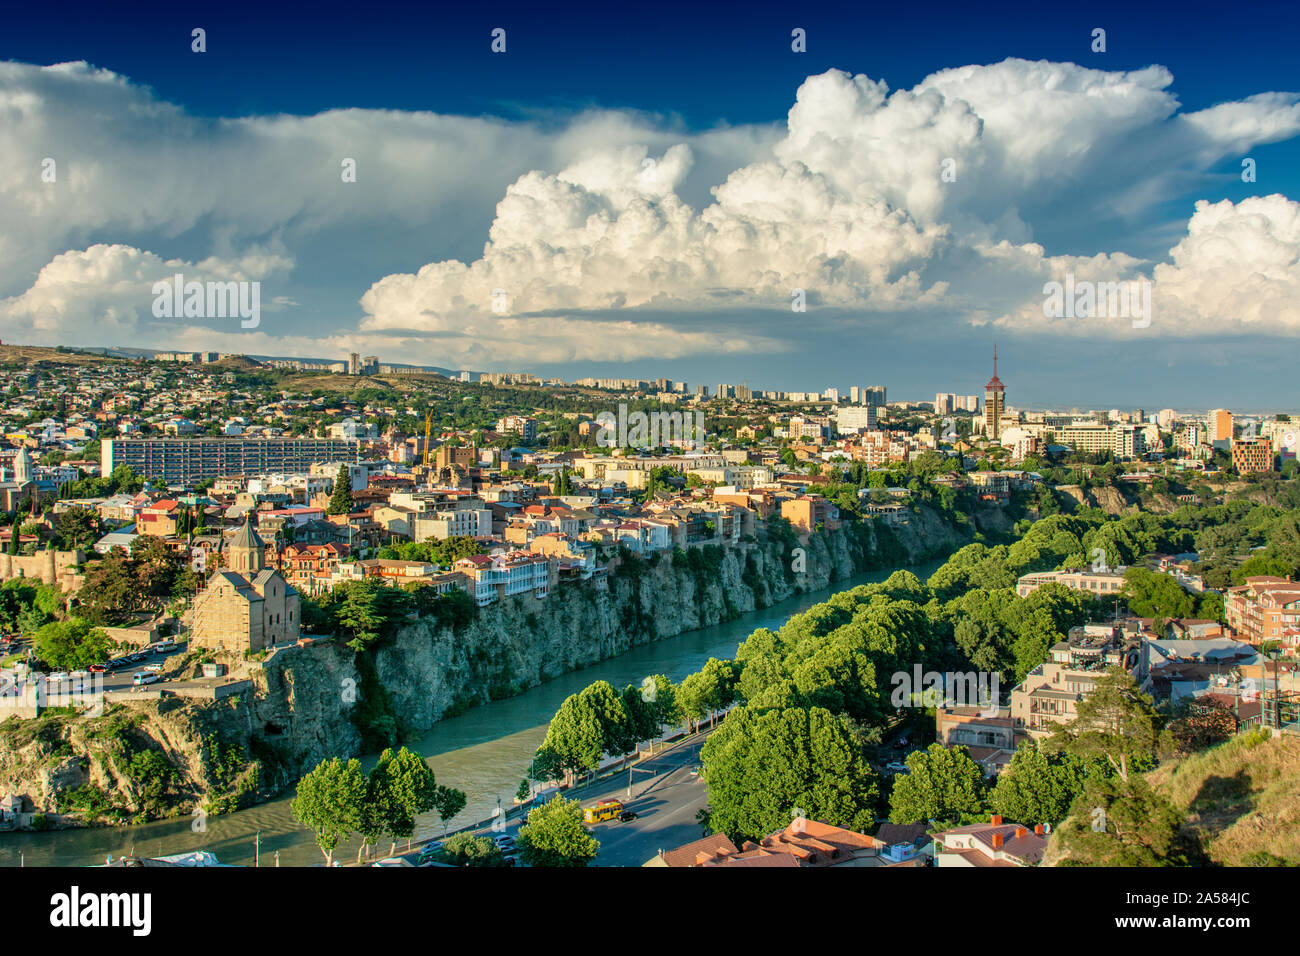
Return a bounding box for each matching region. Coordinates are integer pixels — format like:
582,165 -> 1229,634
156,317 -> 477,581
0,548 -> 951,866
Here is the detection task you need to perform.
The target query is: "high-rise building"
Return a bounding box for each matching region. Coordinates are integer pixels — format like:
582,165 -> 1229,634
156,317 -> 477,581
864,386 -> 887,407
836,405 -> 878,434
984,347 -> 1006,440
1208,409 -> 1234,443
102,438 -> 361,484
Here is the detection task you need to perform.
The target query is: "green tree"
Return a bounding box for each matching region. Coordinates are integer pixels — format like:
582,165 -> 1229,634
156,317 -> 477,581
620,683 -> 659,746
78,550 -> 140,623
988,743 -> 1091,828
515,795 -> 600,867
1121,567 -> 1196,621
1044,667 -> 1164,782
536,680 -> 634,779
676,658 -> 738,732
368,747 -> 445,856
438,832 -> 506,867
329,578 -> 412,651
1053,774 -> 1187,866
643,673 -> 682,739
326,465 -> 355,516
290,757 -> 369,865
33,618 -> 114,670
1197,591 -> 1225,623
888,743 -> 989,827
55,506 -> 101,550
701,705 -> 880,844
435,786 -> 467,830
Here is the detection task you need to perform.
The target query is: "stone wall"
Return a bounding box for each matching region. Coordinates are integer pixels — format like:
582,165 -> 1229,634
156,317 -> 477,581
0,548 -> 84,592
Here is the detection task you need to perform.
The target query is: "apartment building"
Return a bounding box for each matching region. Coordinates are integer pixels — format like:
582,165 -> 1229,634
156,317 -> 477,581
1231,438 -> 1274,474
835,405 -> 878,434
1010,625 -> 1140,739
780,494 -> 840,534
1224,576 -> 1300,645
413,508 -> 492,542
102,437 -> 360,484
434,444 -> 478,473
1015,567 -> 1128,599
496,416 -> 538,443
390,490 -> 492,542
454,551 -> 550,606
787,417 -> 829,441
1208,408 -> 1234,443
935,705 -> 1023,775
529,532 -> 596,579
967,471 -> 1012,500
326,559 -> 466,592
137,499 -> 181,536
1054,423 -> 1146,459
279,542 -> 348,594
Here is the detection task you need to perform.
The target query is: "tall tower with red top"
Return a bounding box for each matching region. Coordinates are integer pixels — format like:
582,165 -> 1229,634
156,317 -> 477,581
984,345 -> 1006,441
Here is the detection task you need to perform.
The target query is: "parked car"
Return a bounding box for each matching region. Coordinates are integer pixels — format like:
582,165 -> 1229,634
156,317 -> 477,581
501,854 -> 519,867
885,761 -> 909,774
492,834 -> 515,848
47,671 -> 69,684
415,842 -> 444,864
143,663 -> 164,674
618,810 -> 638,822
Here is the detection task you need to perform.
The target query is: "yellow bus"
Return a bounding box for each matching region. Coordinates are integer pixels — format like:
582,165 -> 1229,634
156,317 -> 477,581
582,800 -> 624,824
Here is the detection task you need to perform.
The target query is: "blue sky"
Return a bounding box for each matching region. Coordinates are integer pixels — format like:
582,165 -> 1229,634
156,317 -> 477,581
2,0 -> 1299,409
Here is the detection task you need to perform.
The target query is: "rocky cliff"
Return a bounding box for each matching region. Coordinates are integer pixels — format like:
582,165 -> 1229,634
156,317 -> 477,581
0,507 -> 974,825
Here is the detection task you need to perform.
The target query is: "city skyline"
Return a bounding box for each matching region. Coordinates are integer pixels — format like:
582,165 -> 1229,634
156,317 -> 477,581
3,2 -> 1300,406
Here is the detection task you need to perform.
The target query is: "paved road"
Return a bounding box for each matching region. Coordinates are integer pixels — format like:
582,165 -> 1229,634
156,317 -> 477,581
10,641 -> 191,698
584,740 -> 708,866
454,733 -> 711,867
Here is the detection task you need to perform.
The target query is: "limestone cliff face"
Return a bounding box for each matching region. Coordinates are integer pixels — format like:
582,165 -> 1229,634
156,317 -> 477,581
0,508 -> 970,825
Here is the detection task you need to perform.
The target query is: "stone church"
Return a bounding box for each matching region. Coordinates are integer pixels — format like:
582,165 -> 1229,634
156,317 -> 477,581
0,447 -> 36,512
186,516 -> 301,655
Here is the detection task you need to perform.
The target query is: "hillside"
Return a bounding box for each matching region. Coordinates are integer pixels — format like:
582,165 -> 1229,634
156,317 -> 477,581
1045,731 -> 1300,866
0,345 -> 118,368
1149,731 -> 1300,866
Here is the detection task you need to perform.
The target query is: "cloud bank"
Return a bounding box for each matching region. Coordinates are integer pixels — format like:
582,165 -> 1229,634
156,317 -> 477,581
2,57 -> 1299,368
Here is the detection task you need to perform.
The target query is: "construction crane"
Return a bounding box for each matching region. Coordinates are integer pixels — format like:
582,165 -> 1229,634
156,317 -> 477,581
422,410 -> 434,468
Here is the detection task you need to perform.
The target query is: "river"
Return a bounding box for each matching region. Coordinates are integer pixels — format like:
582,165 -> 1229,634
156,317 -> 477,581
0,556 -> 943,867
